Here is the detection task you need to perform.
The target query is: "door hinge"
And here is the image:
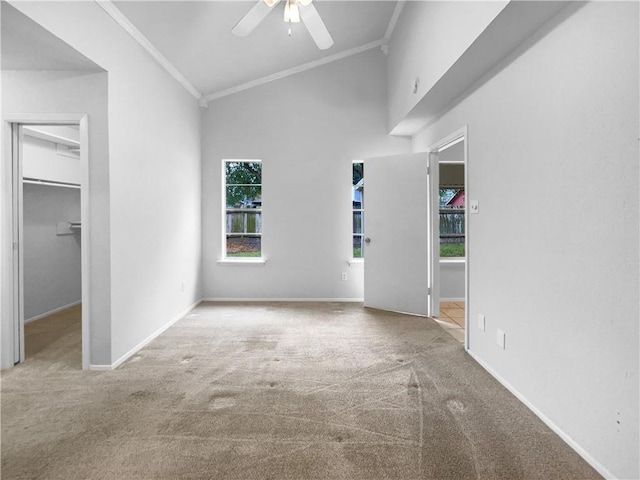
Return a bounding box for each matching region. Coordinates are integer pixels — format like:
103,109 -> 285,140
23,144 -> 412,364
13,242 -> 18,251
427,167 -> 430,175
427,287 -> 431,295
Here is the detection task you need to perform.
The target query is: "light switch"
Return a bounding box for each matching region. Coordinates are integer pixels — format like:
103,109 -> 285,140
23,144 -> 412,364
496,329 -> 506,349
478,314 -> 485,332
469,200 -> 479,214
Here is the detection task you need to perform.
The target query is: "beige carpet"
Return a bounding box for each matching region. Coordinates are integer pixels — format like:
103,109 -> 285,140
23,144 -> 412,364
1,302 -> 600,479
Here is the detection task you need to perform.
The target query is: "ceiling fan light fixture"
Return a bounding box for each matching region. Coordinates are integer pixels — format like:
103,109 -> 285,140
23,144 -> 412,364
284,0 -> 300,23
298,0 -> 312,6
263,0 -> 280,7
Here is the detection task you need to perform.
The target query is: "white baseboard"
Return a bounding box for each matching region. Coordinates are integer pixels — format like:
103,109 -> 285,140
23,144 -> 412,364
87,364 -> 113,371
201,297 -> 364,302
467,350 -> 616,480
89,299 -> 202,371
25,300 -> 81,324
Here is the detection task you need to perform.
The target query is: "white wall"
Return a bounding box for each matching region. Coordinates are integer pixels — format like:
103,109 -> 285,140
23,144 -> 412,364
2,69 -> 112,366
9,1 -> 203,366
23,183 -> 81,321
413,3 -> 639,478
440,261 -> 464,301
387,1 -> 507,132
202,49 -> 410,300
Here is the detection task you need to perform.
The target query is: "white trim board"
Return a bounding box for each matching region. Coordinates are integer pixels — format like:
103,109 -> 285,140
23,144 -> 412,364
204,40 -> 383,103
95,0 -> 202,101
202,298 -> 364,303
383,0 -> 405,45
467,350 -> 617,480
90,299 -> 202,371
24,301 -> 81,324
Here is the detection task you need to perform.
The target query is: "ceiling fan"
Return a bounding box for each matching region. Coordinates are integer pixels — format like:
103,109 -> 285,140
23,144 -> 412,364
232,0 -> 334,50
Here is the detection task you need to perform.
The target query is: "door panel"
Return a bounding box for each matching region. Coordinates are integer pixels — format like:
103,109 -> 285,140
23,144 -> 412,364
428,152 -> 440,317
363,153 -> 430,316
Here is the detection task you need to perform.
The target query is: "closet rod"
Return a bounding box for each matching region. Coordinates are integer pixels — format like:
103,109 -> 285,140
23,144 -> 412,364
23,178 -> 80,189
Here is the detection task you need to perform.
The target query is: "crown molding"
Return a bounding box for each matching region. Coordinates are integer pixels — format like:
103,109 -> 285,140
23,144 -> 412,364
203,39 -> 384,104
95,0 -> 203,102
383,0 -> 406,45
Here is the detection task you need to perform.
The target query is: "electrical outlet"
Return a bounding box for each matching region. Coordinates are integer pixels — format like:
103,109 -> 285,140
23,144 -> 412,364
496,329 -> 506,349
341,272 -> 347,281
478,314 -> 485,332
469,200 -> 479,214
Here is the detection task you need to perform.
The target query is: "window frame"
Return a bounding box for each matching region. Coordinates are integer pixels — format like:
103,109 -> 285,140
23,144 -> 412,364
438,160 -> 465,259
351,160 -> 364,261
220,159 -> 264,264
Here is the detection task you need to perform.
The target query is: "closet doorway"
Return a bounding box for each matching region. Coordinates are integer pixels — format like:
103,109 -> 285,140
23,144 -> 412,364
2,116 -> 90,369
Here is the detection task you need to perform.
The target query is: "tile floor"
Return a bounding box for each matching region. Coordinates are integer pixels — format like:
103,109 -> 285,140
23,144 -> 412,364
433,301 -> 465,343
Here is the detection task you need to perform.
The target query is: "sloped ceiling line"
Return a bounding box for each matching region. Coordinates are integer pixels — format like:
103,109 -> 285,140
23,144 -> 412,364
383,0 -> 405,45
203,39 -> 384,103
95,0 -> 203,101
96,0 -> 404,106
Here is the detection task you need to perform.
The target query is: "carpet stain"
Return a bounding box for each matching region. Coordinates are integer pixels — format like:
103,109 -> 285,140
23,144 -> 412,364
244,339 -> 278,351
209,396 -> 236,409
446,398 -> 466,413
130,390 -> 152,399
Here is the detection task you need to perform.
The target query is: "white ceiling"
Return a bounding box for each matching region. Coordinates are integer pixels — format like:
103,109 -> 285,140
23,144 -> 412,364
1,2 -> 103,72
111,1 -> 399,99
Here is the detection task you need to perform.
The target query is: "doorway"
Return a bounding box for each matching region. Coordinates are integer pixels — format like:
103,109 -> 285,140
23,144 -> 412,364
1,116 -> 90,369
429,128 -> 468,348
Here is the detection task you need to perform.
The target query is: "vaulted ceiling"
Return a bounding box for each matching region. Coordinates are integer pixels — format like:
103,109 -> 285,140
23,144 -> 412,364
110,1 -> 400,101
0,1 -> 103,72
2,1 -> 401,104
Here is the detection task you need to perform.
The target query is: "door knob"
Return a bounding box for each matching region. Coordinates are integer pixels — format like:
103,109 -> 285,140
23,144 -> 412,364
364,237 -> 371,244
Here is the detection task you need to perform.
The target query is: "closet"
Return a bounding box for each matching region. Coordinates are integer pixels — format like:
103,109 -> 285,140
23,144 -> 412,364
21,125 -> 82,363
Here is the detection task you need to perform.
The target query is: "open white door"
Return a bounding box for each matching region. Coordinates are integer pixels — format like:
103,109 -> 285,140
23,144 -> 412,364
428,152 -> 440,317
364,152 -> 436,316
11,124 -> 25,364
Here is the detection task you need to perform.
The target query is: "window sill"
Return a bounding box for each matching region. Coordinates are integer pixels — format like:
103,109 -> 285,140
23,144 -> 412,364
440,257 -> 466,264
217,258 -> 266,266
348,258 -> 364,266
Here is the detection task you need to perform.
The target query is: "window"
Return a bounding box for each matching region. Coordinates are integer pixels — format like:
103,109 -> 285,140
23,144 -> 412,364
352,161 -> 364,258
224,160 -> 262,258
439,186 -> 465,257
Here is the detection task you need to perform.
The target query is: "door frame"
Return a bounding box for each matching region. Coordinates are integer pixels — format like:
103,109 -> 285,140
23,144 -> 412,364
428,126 -> 469,350
1,114 -> 90,369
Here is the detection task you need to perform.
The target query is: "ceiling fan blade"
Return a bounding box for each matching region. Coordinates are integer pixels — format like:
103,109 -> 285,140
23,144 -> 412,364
232,0 -> 280,37
299,2 -> 333,50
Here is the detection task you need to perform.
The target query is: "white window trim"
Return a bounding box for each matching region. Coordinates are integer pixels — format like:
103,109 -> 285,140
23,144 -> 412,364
217,258 -> 266,266
222,159 -> 263,263
440,257 -> 466,264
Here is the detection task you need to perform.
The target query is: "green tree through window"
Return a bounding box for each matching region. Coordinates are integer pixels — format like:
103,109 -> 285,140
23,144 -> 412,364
225,161 -> 262,258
